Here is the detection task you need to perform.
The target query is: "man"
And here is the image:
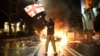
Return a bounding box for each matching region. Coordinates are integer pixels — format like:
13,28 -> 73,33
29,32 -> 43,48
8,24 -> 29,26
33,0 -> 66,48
45,18 -> 57,56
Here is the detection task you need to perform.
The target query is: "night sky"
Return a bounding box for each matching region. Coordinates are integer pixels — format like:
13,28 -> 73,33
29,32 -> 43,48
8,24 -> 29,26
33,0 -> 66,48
0,0 -> 81,29
0,13 -> 6,28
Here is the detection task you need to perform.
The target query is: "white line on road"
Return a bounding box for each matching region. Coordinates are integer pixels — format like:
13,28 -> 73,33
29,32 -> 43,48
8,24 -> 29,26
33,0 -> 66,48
65,47 -> 84,56
69,48 -> 83,56
31,44 -> 41,56
65,48 -> 77,56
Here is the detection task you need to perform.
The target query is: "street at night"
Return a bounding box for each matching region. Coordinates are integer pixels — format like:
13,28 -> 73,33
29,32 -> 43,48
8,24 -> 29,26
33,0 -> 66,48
0,38 -> 40,56
0,37 -> 100,56
0,0 -> 100,56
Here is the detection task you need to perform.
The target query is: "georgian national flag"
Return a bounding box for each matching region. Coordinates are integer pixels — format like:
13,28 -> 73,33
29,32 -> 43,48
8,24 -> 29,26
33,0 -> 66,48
24,4 -> 45,17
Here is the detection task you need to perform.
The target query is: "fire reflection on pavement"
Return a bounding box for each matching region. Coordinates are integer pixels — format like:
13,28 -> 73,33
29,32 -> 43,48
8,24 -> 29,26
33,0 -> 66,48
2,39 -> 39,56
4,41 -> 21,56
38,37 -> 69,56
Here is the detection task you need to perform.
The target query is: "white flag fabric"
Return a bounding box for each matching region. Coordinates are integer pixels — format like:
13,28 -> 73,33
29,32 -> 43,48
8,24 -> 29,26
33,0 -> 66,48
24,4 -> 45,17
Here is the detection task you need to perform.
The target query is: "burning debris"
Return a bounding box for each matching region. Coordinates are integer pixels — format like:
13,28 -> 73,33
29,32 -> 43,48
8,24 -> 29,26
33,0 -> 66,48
33,0 -> 83,44
32,0 -> 83,54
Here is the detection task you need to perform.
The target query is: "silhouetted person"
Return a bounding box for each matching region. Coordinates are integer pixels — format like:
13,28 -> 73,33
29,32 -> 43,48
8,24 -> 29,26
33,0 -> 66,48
45,18 -> 57,56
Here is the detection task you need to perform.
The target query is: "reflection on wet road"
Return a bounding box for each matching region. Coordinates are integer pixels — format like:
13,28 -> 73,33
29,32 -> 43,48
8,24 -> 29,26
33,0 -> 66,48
1,39 -> 99,56
37,38 -> 83,56
0,39 -> 81,56
0,39 -> 39,56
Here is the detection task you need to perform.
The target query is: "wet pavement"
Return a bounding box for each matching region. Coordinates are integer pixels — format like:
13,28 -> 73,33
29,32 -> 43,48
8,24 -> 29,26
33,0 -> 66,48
75,40 -> 100,56
0,38 -> 100,56
36,39 -> 100,56
36,38 -> 83,56
0,38 -> 40,56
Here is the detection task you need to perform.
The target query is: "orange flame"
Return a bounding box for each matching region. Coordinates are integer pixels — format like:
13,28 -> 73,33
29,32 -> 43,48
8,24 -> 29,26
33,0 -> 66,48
39,19 -> 69,45
35,18 -> 83,55
37,19 -> 69,54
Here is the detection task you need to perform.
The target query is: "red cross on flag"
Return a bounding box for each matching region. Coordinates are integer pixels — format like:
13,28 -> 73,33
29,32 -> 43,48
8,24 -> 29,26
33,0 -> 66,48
24,4 -> 45,17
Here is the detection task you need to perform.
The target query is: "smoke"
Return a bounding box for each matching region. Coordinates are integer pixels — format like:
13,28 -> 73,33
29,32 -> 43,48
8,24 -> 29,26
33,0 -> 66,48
40,0 -> 70,17
39,0 -> 71,27
38,0 -> 82,31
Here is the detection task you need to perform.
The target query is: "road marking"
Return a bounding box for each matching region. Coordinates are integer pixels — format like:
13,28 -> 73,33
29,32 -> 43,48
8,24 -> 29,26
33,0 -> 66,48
70,48 -> 83,56
65,48 -> 77,56
17,44 -> 40,56
33,44 -> 41,56
81,44 -> 90,47
65,47 -> 84,56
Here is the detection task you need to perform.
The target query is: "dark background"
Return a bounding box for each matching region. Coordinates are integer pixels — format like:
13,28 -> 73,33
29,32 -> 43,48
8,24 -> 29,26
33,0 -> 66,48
0,0 -> 81,29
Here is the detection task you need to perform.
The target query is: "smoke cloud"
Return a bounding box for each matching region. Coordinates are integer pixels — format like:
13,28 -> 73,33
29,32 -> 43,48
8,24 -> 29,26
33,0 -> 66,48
40,0 -> 71,27
39,0 -> 82,31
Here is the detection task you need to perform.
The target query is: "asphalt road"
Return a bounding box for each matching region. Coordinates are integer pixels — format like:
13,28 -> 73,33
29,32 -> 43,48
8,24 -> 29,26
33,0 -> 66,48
35,38 -> 83,56
0,39 -> 40,56
1,39 -> 100,56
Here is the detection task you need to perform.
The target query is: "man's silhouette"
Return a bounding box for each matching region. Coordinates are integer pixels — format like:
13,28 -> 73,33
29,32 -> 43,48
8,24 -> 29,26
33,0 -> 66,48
45,18 -> 57,56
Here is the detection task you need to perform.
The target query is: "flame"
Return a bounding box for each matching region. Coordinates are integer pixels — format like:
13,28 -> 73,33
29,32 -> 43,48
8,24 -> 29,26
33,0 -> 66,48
54,19 -> 68,46
37,19 -> 69,54
54,29 -> 68,45
34,18 -> 83,55
39,19 -> 68,45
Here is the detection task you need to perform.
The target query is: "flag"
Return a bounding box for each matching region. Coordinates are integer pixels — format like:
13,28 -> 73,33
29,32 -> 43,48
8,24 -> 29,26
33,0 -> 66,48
24,4 -> 45,17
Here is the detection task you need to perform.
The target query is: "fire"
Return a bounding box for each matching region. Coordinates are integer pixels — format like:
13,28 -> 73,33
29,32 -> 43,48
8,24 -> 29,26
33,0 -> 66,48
37,19 -> 69,54
54,19 -> 68,45
39,19 -> 68,46
54,29 -> 68,45
38,26 -> 68,54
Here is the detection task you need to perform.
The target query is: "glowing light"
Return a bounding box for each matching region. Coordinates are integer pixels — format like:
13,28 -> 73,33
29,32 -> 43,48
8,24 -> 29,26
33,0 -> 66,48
16,22 -> 21,32
4,22 -> 9,32
54,29 -> 68,46
11,23 -> 15,33
38,20 -> 68,55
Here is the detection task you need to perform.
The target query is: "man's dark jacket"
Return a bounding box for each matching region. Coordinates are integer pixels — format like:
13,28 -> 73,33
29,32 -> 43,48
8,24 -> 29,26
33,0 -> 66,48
47,19 -> 54,35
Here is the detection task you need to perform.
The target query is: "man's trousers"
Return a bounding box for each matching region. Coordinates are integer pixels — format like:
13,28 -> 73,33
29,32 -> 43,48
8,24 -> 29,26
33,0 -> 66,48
45,35 -> 56,53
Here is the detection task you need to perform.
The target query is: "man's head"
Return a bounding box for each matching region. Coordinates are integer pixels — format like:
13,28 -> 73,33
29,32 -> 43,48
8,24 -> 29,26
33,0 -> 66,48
45,16 -> 53,22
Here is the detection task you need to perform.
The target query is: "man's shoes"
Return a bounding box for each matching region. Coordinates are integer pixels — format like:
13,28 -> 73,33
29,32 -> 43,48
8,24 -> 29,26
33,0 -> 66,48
44,53 -> 47,56
54,53 -> 57,56
44,53 -> 57,56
